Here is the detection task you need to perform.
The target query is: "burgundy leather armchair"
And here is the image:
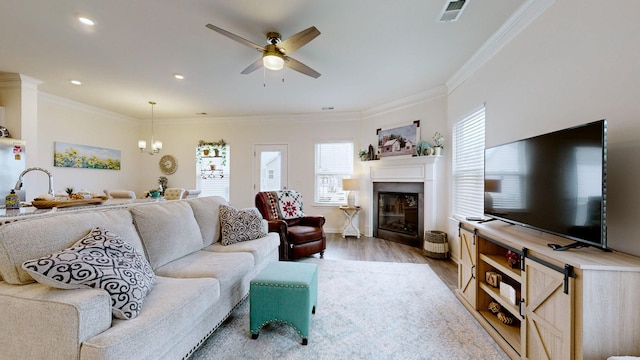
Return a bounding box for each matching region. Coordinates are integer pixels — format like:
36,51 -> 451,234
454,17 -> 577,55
255,190 -> 326,260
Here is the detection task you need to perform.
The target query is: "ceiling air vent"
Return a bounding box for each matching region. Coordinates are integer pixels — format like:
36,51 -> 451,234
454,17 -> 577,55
438,0 -> 468,22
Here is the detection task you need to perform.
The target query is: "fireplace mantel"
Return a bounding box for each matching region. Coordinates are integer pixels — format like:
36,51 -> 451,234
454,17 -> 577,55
359,156 -> 444,238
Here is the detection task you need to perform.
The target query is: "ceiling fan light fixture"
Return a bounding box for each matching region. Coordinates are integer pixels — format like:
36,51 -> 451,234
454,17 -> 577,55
206,23 -> 320,77
263,48 -> 284,71
262,53 -> 284,71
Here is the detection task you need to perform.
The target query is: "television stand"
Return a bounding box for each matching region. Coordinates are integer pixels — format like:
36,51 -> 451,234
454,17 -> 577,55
457,218 -> 640,359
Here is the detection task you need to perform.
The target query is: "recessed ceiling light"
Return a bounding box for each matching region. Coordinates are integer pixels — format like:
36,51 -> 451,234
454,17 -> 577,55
174,74 -> 184,80
78,16 -> 95,26
70,80 -> 82,85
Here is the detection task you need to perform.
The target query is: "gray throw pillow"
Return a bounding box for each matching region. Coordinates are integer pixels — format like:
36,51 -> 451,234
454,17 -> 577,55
22,227 -> 156,320
220,205 -> 267,245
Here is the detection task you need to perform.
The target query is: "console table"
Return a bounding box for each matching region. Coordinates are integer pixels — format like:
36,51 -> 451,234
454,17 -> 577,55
339,205 -> 360,238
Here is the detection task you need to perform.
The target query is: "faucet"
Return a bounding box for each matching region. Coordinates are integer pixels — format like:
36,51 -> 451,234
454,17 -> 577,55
14,167 -> 55,199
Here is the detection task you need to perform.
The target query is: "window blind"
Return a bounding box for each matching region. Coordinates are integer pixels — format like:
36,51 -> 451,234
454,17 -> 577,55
197,146 -> 230,201
315,142 -> 354,204
453,107 -> 485,218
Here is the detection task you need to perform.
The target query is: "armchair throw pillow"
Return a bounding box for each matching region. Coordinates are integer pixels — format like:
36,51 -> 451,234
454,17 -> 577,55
260,190 -> 306,220
22,227 -> 156,320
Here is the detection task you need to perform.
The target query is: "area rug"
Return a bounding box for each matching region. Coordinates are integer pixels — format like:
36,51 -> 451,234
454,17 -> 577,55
189,259 -> 508,360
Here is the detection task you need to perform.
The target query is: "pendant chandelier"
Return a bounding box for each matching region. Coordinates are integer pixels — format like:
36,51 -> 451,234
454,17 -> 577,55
138,101 -> 162,155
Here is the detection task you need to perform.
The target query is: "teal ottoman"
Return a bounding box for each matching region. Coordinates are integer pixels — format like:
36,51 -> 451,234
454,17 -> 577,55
250,261 -> 318,345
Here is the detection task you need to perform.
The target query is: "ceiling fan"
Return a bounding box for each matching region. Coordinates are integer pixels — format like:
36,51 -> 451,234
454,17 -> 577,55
205,24 -> 321,78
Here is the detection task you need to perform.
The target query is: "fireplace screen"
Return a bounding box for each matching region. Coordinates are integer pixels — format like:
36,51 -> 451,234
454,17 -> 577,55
378,192 -> 419,236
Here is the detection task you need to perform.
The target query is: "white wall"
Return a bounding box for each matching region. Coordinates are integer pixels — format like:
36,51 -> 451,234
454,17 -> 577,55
447,0 -> 640,256
29,85 -> 448,236
33,94 -> 142,200
141,112 -> 361,231
28,96 -> 363,230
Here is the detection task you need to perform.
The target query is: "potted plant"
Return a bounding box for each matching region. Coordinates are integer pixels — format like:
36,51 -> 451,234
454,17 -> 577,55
358,150 -> 368,161
148,189 -> 160,198
197,139 -> 227,166
158,176 -> 168,195
432,132 -> 444,155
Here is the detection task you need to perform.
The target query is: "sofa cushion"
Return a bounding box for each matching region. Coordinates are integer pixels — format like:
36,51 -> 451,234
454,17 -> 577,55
186,196 -> 228,246
219,205 -> 268,245
131,201 -> 204,269
154,251 -> 253,295
0,208 -> 142,285
21,227 -> 156,320
204,232 -> 280,267
81,276 -> 220,360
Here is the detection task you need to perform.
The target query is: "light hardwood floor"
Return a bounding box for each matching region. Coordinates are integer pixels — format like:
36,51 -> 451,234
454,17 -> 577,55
307,233 -> 458,292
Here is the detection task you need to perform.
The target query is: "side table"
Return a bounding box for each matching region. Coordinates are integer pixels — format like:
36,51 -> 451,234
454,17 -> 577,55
339,205 -> 361,238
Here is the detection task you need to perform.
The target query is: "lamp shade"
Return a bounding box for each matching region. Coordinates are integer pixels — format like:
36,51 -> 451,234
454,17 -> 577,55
342,178 -> 359,191
342,178 -> 358,207
484,179 -> 502,193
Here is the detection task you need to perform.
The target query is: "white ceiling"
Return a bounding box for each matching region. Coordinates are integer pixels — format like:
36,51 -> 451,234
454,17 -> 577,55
0,0 -> 524,120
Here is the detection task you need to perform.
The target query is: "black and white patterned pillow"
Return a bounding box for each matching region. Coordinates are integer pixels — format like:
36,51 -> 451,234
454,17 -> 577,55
219,205 -> 267,245
22,227 -> 156,320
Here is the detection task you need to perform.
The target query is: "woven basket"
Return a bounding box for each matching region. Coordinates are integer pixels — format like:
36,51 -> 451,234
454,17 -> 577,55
424,230 -> 449,259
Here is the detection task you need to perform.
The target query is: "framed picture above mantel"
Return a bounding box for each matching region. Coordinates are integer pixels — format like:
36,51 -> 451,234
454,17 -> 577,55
376,120 -> 419,158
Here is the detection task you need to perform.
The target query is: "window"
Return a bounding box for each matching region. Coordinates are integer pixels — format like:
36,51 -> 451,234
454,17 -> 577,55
453,107 -> 485,218
315,142 -> 354,204
196,145 -> 230,201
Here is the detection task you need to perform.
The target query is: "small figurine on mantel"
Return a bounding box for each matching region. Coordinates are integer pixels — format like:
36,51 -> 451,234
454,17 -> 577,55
367,144 -> 374,161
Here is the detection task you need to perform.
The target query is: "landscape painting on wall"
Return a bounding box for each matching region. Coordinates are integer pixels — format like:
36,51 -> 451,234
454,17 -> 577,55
54,142 -> 121,170
377,121 -> 419,158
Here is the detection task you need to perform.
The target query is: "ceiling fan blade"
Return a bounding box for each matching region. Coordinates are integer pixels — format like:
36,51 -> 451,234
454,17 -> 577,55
278,26 -> 321,55
205,24 -> 265,52
284,56 -> 321,78
241,58 -> 264,75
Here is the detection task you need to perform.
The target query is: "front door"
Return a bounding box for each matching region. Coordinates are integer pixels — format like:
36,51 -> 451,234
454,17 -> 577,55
254,144 -> 288,192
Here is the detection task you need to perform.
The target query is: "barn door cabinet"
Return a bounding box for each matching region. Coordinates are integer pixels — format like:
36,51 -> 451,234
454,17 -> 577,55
455,219 -> 640,360
457,225 -> 477,308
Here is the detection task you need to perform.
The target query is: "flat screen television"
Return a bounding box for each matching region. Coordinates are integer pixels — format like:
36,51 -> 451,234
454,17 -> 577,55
484,119 -> 607,251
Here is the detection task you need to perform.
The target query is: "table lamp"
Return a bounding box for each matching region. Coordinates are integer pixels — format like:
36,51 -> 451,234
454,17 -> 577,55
342,178 -> 359,207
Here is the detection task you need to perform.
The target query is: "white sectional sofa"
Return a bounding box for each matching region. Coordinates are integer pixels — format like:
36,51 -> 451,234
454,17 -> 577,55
0,196 -> 279,360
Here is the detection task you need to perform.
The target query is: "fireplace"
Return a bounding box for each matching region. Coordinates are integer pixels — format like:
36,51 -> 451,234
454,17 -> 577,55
373,182 -> 424,248
361,156 -> 443,251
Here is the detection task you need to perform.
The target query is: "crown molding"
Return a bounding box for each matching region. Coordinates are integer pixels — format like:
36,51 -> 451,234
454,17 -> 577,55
360,85 -> 447,119
166,111 -> 361,126
446,0 -> 556,94
39,92 -> 137,125
0,72 -> 42,89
